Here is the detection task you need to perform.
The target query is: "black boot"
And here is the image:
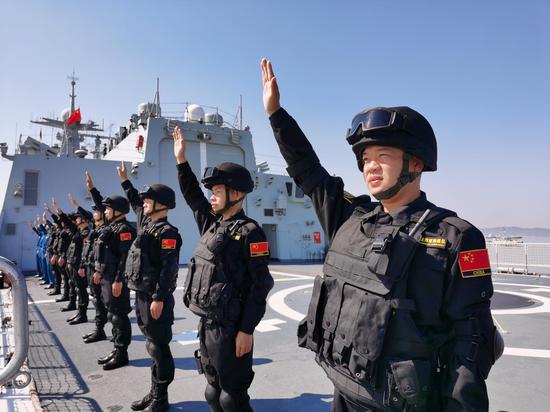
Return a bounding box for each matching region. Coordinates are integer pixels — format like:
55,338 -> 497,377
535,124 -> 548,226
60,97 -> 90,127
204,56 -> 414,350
47,288 -> 60,295
145,384 -> 169,412
84,329 -> 107,343
61,301 -> 76,311
131,391 -> 154,411
66,312 -> 79,322
55,295 -> 70,302
69,312 -> 88,325
97,349 -> 116,365
103,348 -> 129,370
82,331 -> 94,339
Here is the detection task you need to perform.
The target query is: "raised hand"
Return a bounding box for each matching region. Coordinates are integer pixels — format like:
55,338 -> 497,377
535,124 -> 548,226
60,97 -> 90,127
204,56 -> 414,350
173,126 -> 186,164
260,58 -> 281,116
117,160 -> 129,181
85,171 -> 94,191
51,197 -> 61,213
68,193 -> 79,209
43,202 -> 52,215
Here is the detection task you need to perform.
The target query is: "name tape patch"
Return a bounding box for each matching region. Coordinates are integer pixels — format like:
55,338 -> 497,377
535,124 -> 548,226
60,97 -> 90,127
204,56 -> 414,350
458,248 -> 491,278
250,241 -> 269,257
420,237 -> 447,249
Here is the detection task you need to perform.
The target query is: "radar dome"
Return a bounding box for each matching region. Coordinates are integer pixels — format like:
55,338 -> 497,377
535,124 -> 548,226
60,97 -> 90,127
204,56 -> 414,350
184,104 -> 205,123
138,102 -> 159,115
60,108 -> 71,121
205,112 -> 223,126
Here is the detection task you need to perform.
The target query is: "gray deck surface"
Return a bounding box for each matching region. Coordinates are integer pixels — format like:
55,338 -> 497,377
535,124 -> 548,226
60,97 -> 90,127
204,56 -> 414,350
22,266 -> 550,411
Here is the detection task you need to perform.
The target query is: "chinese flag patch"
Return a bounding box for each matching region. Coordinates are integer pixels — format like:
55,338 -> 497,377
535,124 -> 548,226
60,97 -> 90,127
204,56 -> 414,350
250,241 -> 269,257
119,232 -> 132,241
161,239 -> 177,250
458,249 -> 491,278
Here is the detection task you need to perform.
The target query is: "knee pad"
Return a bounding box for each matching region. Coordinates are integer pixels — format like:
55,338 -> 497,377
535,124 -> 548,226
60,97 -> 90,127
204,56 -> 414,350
205,384 -> 221,404
219,390 -> 239,412
145,340 -> 163,361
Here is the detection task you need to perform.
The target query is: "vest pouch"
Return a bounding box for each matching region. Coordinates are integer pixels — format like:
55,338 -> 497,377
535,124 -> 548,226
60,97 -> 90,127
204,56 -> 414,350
125,246 -> 142,290
297,275 -> 326,351
352,293 -> 393,363
321,277 -> 344,362
183,258 -> 197,309
388,359 -> 432,410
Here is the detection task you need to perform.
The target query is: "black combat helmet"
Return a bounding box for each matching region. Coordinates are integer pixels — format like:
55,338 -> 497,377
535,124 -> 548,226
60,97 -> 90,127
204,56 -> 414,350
74,209 -> 93,222
139,184 -> 176,209
102,196 -> 130,214
201,162 -> 254,193
346,106 -> 437,172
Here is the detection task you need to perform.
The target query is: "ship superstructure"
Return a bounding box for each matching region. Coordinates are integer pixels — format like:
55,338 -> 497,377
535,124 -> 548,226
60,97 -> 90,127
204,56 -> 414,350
0,79 -> 326,271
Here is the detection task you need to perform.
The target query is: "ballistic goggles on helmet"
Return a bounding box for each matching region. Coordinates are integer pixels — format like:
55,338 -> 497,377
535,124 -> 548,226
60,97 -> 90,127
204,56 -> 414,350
346,109 -> 409,144
203,167 -> 224,180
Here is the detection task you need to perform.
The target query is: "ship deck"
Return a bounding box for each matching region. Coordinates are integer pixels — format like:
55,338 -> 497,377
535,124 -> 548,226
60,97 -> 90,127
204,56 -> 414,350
4,266 -> 550,411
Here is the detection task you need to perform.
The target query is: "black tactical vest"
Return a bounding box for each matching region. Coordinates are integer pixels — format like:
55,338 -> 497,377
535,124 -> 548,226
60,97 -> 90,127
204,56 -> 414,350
184,219 -> 246,322
298,206 -> 455,410
125,221 -> 179,293
94,225 -> 118,278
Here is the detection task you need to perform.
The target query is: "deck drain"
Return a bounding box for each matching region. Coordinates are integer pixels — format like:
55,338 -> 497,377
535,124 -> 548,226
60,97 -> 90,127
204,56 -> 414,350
106,405 -> 123,412
89,373 -> 103,380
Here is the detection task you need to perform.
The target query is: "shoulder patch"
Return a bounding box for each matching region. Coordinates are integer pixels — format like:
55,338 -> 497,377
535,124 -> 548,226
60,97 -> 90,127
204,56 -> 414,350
420,237 -> 447,249
119,232 -> 132,241
250,241 -> 269,257
458,248 -> 491,278
161,239 -> 177,249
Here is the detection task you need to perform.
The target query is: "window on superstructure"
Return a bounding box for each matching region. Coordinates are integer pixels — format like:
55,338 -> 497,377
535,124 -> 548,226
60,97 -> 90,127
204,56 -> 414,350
285,182 -> 293,197
4,223 -> 16,235
24,171 -> 39,206
294,186 -> 305,199
264,209 -> 274,217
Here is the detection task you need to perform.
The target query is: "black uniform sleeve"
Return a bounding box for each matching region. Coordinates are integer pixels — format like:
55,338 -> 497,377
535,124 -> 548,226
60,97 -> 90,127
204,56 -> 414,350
121,179 -> 146,227
269,108 -> 369,242
51,214 -> 59,224
59,212 -> 78,233
90,187 -> 105,212
114,223 -> 135,283
239,225 -> 274,334
176,162 -> 217,236
152,227 -> 182,302
441,223 -> 495,411
32,227 -> 39,235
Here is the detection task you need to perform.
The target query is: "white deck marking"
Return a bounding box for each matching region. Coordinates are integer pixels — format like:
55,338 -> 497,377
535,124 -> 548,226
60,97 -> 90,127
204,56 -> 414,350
268,283 -> 313,321
504,347 -> 550,359
174,330 -> 199,347
255,318 -> 286,332
492,289 -> 550,315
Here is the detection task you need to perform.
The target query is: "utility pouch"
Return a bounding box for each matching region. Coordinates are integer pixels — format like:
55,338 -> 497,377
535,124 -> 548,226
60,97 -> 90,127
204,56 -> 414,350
297,275 -> 326,351
388,359 -> 432,409
194,349 -> 204,374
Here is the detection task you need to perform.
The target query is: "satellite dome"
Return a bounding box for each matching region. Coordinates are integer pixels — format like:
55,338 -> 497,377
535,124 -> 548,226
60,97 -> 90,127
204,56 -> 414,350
205,112 -> 224,126
184,104 -> 205,123
138,102 -> 158,115
74,148 -> 88,158
60,108 -> 71,121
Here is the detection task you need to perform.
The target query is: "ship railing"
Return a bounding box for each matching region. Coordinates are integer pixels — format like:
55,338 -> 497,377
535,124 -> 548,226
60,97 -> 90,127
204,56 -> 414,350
0,256 -> 31,389
487,242 -> 550,275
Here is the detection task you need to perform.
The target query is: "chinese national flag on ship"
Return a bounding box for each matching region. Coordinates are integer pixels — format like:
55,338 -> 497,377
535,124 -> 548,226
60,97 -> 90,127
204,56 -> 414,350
66,108 -> 81,126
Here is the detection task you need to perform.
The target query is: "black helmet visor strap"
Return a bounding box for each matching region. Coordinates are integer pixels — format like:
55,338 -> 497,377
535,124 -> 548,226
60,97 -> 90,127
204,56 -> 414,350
346,109 -> 408,144
216,185 -> 244,214
372,152 -> 421,201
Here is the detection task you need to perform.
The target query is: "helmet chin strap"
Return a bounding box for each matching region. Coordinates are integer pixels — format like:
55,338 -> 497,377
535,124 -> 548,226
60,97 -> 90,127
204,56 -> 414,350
145,199 -> 168,217
217,185 -> 244,215
373,152 -> 421,201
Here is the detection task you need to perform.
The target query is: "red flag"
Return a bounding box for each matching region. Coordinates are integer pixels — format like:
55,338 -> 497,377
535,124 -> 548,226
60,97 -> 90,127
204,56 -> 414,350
458,249 -> 491,278
66,108 -> 81,126
119,232 -> 132,241
249,241 -> 269,257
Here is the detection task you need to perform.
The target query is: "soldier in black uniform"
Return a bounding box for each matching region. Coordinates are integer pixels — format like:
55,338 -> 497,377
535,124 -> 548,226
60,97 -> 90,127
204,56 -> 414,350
53,196 -> 92,325
80,204 -> 109,344
86,171 -> 136,370
115,161 -> 182,412
44,207 -> 62,296
173,126 -> 274,412
261,59 -> 503,411
53,202 -> 76,311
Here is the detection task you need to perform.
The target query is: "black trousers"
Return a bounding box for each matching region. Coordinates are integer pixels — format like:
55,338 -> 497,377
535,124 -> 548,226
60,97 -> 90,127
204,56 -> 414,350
51,263 -> 61,291
135,292 -> 175,389
101,277 -> 131,349
61,264 -> 71,298
87,267 -> 107,328
199,318 -> 254,408
71,266 -> 89,312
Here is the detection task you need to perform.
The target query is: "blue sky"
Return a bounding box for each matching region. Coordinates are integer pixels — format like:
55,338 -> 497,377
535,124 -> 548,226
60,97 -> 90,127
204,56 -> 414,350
1,0 -> 549,228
